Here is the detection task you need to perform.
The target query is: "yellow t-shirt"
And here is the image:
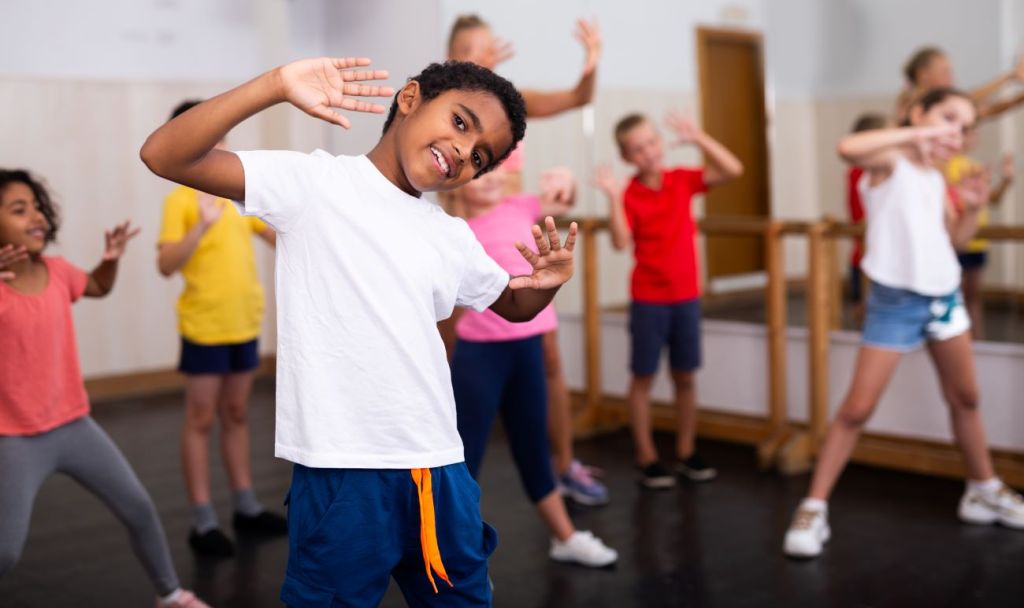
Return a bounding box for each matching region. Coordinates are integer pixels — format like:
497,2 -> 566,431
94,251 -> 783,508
944,154 -> 989,253
158,186 -> 268,345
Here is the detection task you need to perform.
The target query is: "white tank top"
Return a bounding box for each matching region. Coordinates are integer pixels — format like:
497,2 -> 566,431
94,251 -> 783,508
859,156 -> 961,296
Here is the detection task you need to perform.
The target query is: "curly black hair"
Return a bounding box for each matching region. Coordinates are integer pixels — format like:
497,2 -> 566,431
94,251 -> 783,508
0,169 -> 60,244
382,61 -> 526,174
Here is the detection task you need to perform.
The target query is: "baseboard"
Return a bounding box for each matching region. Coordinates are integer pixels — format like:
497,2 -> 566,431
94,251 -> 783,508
84,356 -> 277,403
579,393 -> 1024,486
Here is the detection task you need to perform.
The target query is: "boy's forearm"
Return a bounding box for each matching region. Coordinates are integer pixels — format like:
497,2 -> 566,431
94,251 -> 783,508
140,69 -> 284,198
490,284 -> 560,322
520,69 -> 595,118
694,131 -> 743,181
990,177 -> 1012,205
603,189 -> 631,250
158,223 -> 208,276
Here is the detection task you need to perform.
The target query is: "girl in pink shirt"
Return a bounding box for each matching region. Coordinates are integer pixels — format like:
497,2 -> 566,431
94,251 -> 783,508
451,169 -> 618,568
0,169 -> 208,607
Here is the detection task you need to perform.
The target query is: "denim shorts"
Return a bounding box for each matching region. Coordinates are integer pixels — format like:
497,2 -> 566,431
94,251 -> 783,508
861,281 -> 970,352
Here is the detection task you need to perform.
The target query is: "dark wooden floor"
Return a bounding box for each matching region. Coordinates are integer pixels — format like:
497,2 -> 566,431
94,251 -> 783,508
2,380 -> 1023,607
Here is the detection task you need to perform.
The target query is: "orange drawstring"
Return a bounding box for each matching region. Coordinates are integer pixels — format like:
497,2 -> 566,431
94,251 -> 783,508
411,468 -> 453,593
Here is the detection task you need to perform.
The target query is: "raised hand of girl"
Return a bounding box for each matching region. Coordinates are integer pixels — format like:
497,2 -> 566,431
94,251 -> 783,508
575,19 -> 602,77
0,243 -> 28,281
509,217 -> 577,290
277,57 -> 395,128
102,221 -> 141,262
957,166 -> 992,211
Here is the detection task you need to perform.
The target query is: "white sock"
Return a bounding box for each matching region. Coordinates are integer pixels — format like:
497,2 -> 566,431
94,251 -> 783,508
159,589 -> 183,605
801,497 -> 828,514
968,478 -> 1002,495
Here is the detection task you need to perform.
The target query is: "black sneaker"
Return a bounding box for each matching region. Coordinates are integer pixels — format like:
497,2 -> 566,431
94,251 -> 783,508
677,454 -> 718,482
637,462 -> 677,489
188,527 -> 235,557
233,510 -> 288,536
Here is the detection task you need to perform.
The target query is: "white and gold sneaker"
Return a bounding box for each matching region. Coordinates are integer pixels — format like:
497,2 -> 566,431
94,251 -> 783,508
783,500 -> 831,558
959,482 -> 1024,529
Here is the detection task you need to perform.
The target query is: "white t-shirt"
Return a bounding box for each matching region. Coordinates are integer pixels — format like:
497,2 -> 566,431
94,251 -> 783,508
235,151 -> 509,469
860,156 -> 961,296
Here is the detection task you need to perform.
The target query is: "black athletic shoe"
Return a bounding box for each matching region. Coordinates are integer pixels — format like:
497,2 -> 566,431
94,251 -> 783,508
638,462 -> 677,489
188,527 -> 235,557
676,453 -> 718,482
233,510 -> 288,536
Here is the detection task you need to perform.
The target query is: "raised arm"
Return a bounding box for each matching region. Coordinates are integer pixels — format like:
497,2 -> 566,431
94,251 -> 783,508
140,58 -> 392,200
666,111 -> 743,187
989,153 -> 1014,205
85,221 -> 140,298
538,167 -> 576,217
157,193 -> 224,276
947,167 -> 990,249
836,124 -> 960,174
489,217 -> 577,322
519,19 -> 601,118
594,164 -> 630,251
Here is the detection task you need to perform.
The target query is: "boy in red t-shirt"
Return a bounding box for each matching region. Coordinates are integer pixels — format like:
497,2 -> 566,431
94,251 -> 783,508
596,112 -> 743,488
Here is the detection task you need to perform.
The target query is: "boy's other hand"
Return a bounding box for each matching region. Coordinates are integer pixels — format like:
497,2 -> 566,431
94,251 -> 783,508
666,110 -> 702,145
575,19 -> 602,76
510,217 -> 577,290
1000,152 -> 1015,180
277,58 -> 395,129
958,166 -> 992,211
102,221 -> 141,262
0,244 -> 28,281
198,193 -> 225,228
593,164 -> 623,196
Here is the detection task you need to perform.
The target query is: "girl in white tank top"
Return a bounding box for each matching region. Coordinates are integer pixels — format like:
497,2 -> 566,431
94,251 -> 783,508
783,88 -> 1024,560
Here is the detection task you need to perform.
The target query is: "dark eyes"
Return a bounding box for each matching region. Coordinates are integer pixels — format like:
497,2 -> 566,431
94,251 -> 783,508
472,151 -> 482,168
454,113 -> 484,169
454,114 -> 466,131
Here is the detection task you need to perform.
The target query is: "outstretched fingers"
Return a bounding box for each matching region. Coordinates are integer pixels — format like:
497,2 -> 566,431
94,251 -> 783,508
544,216 -> 561,251
516,240 -> 540,267
531,224 -> 551,256
563,222 -> 578,252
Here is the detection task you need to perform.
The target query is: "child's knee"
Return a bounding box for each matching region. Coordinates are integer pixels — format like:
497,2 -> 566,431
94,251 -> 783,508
184,401 -> 217,434
945,384 -> 979,412
218,400 -> 249,426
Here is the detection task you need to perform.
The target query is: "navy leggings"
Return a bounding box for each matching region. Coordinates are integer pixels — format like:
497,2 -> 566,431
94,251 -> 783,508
451,336 -> 556,503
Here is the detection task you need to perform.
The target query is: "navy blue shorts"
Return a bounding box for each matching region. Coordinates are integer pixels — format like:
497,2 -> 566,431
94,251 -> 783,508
178,337 -> 259,375
281,463 -> 496,607
630,300 -> 702,376
957,251 -> 988,270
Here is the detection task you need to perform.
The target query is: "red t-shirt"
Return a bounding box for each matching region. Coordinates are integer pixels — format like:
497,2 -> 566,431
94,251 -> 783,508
624,167 -> 707,302
0,256 -> 90,435
847,166 -> 865,266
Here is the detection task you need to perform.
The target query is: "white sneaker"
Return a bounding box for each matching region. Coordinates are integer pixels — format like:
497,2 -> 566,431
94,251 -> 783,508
783,503 -> 831,558
549,530 -> 618,567
959,482 -> 1024,529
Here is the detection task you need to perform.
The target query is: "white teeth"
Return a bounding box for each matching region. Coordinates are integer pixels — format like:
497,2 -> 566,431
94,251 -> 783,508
431,146 -> 449,176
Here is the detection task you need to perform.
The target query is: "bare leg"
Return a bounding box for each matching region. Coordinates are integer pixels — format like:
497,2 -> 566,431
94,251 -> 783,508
182,375 -> 223,506
926,334 -> 995,481
807,346 -> 902,500
217,371 -> 257,491
535,490 -> 576,542
542,330 -> 574,476
628,375 -> 658,465
960,267 -> 985,340
671,370 -> 697,459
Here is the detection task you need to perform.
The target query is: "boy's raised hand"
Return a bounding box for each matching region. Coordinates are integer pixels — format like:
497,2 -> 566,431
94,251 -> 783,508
0,244 -> 28,281
278,58 -> 395,129
101,221 -> 141,262
593,163 -> 623,196
198,192 -> 225,228
958,166 -> 992,211
509,217 -> 577,290
666,110 -> 702,145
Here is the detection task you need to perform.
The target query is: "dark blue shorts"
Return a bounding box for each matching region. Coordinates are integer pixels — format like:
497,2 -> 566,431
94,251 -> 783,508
630,299 -> 702,376
178,337 -> 259,375
281,463 -> 497,607
957,251 -> 988,270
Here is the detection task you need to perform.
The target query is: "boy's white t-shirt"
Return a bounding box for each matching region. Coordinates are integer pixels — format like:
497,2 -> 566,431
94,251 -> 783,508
235,150 -> 509,469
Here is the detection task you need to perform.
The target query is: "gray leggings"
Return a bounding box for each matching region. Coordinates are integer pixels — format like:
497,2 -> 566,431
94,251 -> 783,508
0,416 -> 179,595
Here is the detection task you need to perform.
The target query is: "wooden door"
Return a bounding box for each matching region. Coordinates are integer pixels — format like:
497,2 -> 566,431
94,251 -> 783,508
696,27 -> 771,282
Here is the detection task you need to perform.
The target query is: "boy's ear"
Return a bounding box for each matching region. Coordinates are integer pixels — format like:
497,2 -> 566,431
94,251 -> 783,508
396,81 -> 422,120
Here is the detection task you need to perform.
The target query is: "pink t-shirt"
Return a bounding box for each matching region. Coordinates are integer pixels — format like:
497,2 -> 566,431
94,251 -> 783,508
0,256 -> 90,436
457,194 -> 557,341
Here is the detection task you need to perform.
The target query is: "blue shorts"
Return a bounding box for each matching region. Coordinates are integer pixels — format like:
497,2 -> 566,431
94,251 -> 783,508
629,299 -> 702,376
281,463 -> 497,607
178,337 -> 259,375
861,281 -> 970,352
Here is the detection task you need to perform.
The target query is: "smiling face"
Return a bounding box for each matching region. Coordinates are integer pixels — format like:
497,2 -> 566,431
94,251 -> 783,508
618,120 -> 664,175
0,181 -> 51,255
910,94 -> 976,161
394,85 -> 515,193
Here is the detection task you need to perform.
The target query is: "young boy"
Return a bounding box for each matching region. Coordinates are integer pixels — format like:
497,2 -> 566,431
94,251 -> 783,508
157,100 -> 284,558
141,57 -> 576,606
596,111 -> 743,489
